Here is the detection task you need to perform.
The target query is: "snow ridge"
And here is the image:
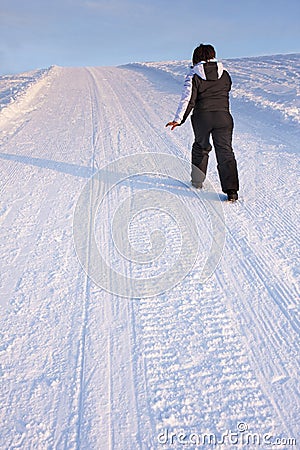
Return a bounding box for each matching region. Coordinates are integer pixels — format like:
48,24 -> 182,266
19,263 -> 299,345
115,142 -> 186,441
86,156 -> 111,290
0,66 -> 59,133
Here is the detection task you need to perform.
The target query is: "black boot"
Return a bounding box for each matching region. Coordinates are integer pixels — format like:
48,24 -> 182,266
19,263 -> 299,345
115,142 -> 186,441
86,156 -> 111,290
227,190 -> 238,202
191,181 -> 202,189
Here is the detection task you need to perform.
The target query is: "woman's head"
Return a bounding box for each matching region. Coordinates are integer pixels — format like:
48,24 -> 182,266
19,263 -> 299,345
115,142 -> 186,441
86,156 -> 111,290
192,44 -> 216,65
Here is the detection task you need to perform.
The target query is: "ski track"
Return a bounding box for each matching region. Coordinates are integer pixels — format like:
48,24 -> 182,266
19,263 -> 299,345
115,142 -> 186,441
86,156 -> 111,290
0,57 -> 299,450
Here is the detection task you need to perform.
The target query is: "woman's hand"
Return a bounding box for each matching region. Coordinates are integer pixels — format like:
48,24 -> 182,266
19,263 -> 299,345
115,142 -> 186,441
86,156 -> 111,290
165,121 -> 180,130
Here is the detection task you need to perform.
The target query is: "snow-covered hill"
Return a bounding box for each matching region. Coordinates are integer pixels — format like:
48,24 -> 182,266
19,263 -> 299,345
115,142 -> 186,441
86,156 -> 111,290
0,55 -> 299,449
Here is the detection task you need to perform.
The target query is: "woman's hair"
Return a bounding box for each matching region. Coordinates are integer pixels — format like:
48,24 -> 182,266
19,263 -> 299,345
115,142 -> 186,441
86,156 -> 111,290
192,44 -> 216,65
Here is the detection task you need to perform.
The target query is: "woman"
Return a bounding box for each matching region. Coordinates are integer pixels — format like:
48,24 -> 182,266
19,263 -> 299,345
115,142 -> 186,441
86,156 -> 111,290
166,44 -> 239,202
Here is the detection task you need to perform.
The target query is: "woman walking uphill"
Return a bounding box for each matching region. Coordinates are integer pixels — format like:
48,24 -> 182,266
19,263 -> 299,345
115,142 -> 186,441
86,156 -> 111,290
166,44 -> 239,202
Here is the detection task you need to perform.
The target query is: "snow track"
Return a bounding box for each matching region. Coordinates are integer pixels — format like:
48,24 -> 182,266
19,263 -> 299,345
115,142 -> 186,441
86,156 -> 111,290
0,57 -> 299,449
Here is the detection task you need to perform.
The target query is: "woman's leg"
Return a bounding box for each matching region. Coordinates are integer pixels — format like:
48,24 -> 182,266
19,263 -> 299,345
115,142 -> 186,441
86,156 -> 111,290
191,114 -> 212,185
211,112 -> 239,193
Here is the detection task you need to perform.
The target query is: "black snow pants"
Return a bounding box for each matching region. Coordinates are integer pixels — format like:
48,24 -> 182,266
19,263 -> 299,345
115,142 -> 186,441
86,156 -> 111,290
191,111 -> 239,192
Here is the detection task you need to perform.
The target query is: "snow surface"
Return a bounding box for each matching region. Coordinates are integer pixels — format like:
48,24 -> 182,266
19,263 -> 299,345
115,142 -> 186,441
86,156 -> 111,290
0,55 -> 299,449
0,68 -> 50,111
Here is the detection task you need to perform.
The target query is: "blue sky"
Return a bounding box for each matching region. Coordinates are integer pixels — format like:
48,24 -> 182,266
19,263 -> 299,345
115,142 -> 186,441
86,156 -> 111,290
0,0 -> 299,74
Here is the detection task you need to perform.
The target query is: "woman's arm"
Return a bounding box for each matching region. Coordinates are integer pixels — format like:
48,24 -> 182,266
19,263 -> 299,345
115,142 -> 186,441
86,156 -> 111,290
166,68 -> 197,130
173,69 -> 194,124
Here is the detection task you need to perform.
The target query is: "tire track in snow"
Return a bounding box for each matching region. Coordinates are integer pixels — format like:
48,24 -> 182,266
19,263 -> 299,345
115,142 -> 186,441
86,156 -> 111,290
135,287 -> 278,446
215,187 -> 299,435
68,68 -> 104,449
228,201 -> 299,331
71,67 -> 143,449
217,221 -> 299,434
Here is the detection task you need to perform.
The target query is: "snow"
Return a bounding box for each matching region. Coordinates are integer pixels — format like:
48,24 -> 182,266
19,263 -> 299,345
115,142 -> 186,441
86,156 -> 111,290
0,54 -> 299,449
0,68 -> 49,111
